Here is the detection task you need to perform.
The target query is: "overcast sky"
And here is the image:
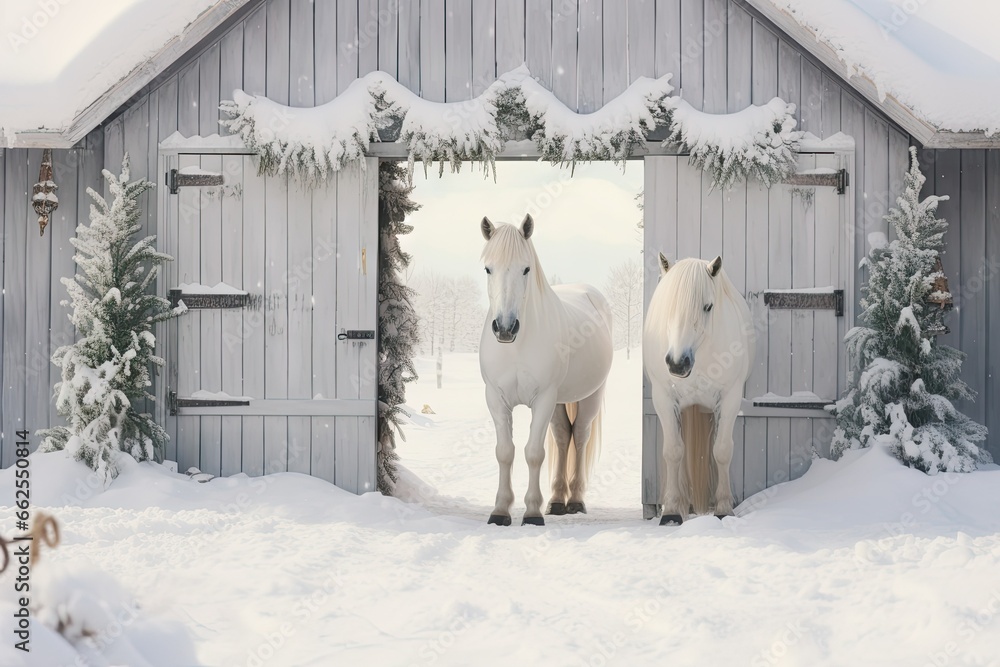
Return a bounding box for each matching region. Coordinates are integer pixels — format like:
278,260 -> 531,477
401,161 -> 644,304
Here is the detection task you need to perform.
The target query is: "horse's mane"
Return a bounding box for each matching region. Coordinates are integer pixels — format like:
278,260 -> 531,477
647,258 -> 741,338
480,222 -> 548,292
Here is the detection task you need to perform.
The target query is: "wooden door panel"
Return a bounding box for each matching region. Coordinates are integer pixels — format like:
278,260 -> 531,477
641,153 -> 853,511
162,151 -> 379,493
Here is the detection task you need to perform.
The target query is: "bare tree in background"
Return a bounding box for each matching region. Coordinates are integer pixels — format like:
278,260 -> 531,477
605,258 -> 644,359
410,271 -> 486,355
410,271 -> 448,355
444,276 -> 481,351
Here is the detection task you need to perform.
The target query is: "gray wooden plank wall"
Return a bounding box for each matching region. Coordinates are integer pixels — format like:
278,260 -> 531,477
917,148 -> 1000,463
0,130 -> 104,463
51,0 -> 991,477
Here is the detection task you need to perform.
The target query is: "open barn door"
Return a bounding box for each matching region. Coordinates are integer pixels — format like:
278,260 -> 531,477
157,146 -> 378,494
641,146 -> 855,517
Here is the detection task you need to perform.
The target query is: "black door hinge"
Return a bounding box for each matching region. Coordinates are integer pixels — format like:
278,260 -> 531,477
166,168 -> 225,194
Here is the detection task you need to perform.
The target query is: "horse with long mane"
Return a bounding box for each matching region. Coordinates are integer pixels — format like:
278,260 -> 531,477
479,215 -> 613,526
643,253 -> 755,525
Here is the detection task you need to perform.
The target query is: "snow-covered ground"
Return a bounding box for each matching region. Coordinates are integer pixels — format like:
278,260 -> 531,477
3,350 -> 1000,666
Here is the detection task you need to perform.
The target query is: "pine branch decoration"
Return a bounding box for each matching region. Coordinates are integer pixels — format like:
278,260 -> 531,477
375,76 -> 511,182
220,80 -> 381,186
666,97 -> 801,191
376,162 -> 421,494
512,71 -> 674,168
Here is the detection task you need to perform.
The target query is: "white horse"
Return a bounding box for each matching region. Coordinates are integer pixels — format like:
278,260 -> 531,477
643,253 -> 755,525
479,215 -> 613,526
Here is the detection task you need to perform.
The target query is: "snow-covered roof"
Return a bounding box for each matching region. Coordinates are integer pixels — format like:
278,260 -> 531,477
0,0 -> 250,148
4,0 -> 997,149
748,0 -> 1000,147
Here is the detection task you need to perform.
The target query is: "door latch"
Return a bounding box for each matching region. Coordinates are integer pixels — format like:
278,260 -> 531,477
338,330 -> 376,340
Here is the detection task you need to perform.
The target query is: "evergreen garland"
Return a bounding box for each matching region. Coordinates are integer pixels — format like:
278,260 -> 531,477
220,83 -> 380,187
376,162 -> 421,494
375,76 -> 512,181
38,155 -> 182,481
829,147 -> 991,473
219,67 -> 798,190
667,97 -> 800,191
512,72 -> 674,168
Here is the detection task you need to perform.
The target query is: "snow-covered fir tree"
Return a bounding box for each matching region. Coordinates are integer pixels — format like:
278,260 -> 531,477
830,147 -> 991,473
38,154 -> 181,481
377,163 -> 421,494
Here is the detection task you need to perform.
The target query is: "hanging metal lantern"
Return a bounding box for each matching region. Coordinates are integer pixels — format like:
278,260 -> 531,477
926,256 -> 953,310
922,256 -> 952,337
32,148 -> 59,236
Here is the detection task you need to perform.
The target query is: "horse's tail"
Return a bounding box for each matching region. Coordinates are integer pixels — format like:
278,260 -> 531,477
545,402 -> 603,486
578,402 -> 602,483
681,406 -> 716,515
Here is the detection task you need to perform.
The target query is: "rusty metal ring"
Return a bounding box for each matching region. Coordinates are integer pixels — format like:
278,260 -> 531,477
30,512 -> 61,565
0,537 -> 9,574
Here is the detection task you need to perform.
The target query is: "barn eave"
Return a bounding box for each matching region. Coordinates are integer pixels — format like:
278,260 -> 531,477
4,0 -> 253,150
6,130 -> 74,149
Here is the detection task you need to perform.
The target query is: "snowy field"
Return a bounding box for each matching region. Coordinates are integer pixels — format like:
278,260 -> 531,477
3,351 -> 1000,666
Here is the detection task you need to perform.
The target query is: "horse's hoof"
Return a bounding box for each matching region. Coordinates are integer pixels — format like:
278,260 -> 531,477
566,502 -> 587,514
715,513 -> 732,520
522,516 -> 545,526
546,502 -> 567,516
487,514 -> 512,526
659,514 -> 684,526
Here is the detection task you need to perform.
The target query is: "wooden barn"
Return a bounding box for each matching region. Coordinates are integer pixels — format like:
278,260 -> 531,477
1,0 -> 997,511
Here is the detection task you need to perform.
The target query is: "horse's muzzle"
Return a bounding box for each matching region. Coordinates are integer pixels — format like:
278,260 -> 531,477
666,352 -> 693,378
492,318 -> 520,343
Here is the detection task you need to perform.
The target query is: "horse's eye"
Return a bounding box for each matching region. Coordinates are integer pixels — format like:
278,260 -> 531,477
485,267 -> 492,275
704,303 -> 713,313
523,267 -> 530,275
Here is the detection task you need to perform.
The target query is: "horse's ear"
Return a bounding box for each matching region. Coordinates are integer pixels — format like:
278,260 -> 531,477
520,214 -> 534,239
481,217 -> 495,241
708,255 -> 723,277
658,252 -> 670,275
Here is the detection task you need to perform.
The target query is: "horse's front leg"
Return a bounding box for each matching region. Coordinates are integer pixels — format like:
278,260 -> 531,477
652,388 -> 686,525
486,386 -> 515,526
712,389 -> 742,517
523,389 -> 557,526
566,385 -> 605,514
